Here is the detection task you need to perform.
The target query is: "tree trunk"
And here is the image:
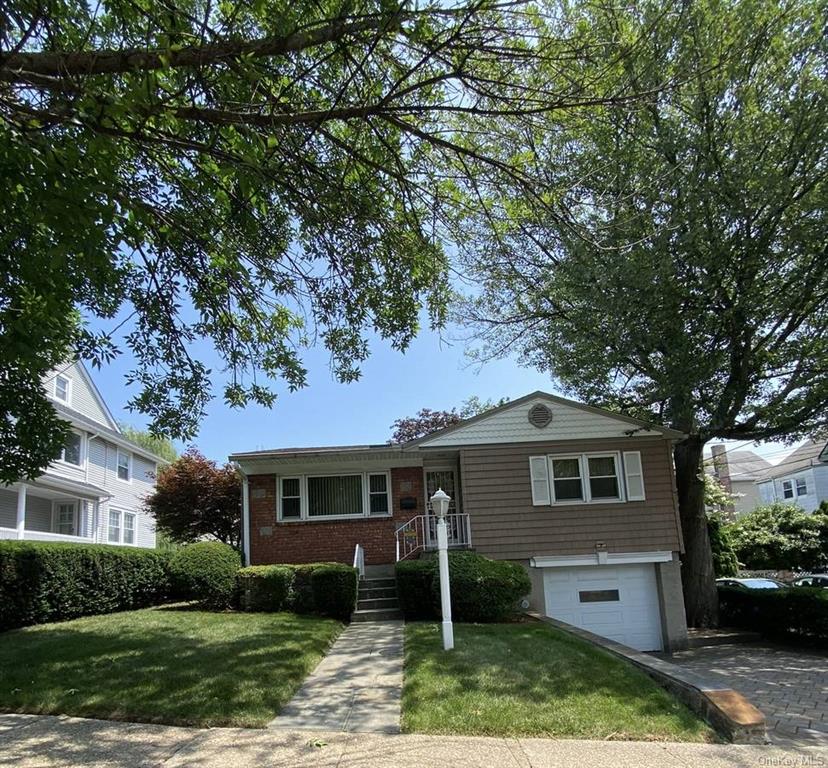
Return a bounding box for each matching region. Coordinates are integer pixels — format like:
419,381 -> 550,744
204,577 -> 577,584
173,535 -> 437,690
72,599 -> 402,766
674,437 -> 719,627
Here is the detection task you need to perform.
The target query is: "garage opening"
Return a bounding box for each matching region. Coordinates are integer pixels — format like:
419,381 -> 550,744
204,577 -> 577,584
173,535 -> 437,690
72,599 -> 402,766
543,563 -> 663,651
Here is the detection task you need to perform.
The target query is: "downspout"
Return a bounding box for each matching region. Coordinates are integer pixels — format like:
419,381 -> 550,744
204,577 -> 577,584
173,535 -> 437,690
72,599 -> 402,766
240,469 -> 251,566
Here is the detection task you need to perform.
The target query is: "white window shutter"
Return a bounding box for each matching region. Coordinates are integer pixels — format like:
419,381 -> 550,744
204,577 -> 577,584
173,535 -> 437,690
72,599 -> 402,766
529,456 -> 551,505
623,451 -> 646,501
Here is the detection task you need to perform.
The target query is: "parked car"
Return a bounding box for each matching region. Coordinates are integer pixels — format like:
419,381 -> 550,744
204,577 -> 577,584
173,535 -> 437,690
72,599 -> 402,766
792,574 -> 828,589
716,577 -> 786,590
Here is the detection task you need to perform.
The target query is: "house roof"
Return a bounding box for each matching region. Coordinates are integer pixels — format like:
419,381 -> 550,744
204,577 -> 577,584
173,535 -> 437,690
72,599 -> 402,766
706,449 -> 772,482
230,391 -> 684,462
756,439 -> 828,483
406,391 -> 686,448
230,444 -> 401,460
53,402 -> 169,465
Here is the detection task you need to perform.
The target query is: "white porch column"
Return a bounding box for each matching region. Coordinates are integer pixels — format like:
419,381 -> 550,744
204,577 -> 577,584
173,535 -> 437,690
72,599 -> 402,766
16,484 -> 27,539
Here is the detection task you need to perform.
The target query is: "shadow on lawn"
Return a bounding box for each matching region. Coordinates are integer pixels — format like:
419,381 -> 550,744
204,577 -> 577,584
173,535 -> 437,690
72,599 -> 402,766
0,610 -> 339,728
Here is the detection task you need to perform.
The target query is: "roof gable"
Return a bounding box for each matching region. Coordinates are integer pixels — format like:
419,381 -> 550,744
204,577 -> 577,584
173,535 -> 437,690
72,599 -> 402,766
45,361 -> 120,431
412,392 -> 682,448
756,439 -> 826,482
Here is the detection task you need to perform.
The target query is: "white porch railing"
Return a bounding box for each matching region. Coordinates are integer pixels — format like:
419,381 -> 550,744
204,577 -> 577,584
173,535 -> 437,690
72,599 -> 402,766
0,527 -> 94,543
353,543 -> 365,580
395,513 -> 471,561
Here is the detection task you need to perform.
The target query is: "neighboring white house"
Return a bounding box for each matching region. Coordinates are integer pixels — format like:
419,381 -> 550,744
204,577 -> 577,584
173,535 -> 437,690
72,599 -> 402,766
755,439 -> 828,514
707,445 -> 772,516
0,361 -> 165,547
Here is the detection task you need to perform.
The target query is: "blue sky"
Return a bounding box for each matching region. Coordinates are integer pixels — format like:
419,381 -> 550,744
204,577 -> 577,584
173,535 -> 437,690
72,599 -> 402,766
88,318 -> 797,467
94,322 -> 557,461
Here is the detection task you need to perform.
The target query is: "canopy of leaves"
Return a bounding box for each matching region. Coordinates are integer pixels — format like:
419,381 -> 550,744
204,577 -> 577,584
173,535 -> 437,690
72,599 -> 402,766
119,423 -> 179,463
457,0 -> 828,442
704,474 -> 737,519
390,395 -> 507,442
0,0 -> 637,481
707,514 -> 739,578
726,502 -> 828,572
144,447 -> 241,548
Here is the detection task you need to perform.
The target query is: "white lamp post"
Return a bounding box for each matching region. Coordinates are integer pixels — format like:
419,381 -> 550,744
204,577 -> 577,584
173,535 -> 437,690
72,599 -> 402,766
430,488 -> 454,651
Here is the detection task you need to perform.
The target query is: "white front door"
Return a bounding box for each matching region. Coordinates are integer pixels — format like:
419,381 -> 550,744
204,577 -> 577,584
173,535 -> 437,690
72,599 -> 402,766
543,563 -> 663,651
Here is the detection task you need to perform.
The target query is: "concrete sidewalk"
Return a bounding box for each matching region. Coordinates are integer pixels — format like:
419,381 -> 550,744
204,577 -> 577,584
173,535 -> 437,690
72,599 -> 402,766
268,620 -> 403,733
1,714 -> 826,768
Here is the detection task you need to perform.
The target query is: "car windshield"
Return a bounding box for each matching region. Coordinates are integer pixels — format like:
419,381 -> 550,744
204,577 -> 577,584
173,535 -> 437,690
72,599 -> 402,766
742,579 -> 782,589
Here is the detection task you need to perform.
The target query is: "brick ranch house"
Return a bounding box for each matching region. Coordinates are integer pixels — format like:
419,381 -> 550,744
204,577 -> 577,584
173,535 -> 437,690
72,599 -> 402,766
230,392 -> 689,651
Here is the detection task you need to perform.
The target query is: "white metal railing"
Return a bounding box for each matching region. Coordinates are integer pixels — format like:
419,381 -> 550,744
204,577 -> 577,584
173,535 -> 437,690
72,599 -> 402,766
353,543 -> 365,579
9,529 -> 94,543
395,513 -> 471,561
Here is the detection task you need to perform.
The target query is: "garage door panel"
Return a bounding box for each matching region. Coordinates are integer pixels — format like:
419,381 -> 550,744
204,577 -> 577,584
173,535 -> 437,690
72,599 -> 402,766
543,563 -> 663,651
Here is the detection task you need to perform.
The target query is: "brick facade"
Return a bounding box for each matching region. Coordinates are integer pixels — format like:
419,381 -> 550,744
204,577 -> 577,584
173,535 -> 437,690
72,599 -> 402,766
248,466 -> 424,565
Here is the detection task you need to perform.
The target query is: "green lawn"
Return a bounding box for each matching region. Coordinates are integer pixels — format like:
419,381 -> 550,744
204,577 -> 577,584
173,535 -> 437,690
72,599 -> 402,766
402,622 -> 716,741
0,607 -> 342,727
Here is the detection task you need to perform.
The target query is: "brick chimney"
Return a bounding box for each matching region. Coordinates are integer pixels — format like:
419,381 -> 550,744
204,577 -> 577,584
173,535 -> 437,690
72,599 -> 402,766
710,444 -> 732,493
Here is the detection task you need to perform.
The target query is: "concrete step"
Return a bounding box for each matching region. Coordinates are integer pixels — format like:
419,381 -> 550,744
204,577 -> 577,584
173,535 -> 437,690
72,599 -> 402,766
357,597 -> 400,611
358,585 -> 397,600
360,577 -> 396,590
351,607 -> 404,622
363,563 -> 396,579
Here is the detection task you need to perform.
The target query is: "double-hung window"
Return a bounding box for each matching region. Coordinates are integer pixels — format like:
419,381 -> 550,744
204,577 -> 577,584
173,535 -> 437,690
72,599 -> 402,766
278,472 -> 392,521
795,477 -> 807,497
531,451 -> 630,506
782,480 -> 794,499
549,457 -> 584,502
123,513 -> 136,544
55,431 -> 83,466
54,375 -> 70,403
108,510 -> 122,543
117,450 -> 131,481
55,502 -> 76,535
280,478 -> 301,519
586,455 -> 621,500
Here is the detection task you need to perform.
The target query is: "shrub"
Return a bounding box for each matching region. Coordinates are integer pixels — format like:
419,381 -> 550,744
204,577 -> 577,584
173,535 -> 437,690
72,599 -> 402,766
708,514 -> 739,577
310,564 -> 359,621
286,563 -> 334,613
0,541 -> 172,631
726,503 -> 827,571
237,565 -> 293,612
718,585 -> 828,643
395,559 -> 436,618
442,551 -> 531,622
396,551 -> 531,622
169,541 -> 240,609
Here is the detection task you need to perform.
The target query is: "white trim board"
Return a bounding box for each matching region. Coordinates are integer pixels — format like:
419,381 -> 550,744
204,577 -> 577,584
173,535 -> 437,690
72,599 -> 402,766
530,551 -> 674,568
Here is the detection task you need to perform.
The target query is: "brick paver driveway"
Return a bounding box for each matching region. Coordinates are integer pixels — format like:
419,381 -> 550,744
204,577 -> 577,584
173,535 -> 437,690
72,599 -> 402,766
666,643 -> 828,746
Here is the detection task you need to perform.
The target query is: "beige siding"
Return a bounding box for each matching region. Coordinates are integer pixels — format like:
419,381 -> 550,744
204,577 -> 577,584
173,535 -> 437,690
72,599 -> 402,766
460,438 -> 681,560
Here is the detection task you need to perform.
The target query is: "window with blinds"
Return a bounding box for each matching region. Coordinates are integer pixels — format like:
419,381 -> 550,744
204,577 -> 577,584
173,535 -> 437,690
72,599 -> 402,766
307,475 -> 363,517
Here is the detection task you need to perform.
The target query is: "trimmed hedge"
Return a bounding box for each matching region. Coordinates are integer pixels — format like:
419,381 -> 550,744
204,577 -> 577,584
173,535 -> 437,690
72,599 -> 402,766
395,551 -> 531,622
170,541 -> 241,609
718,585 -> 828,643
396,559 -> 437,618
237,565 -> 293,612
310,564 -> 358,621
235,562 -> 358,620
0,540 -> 172,631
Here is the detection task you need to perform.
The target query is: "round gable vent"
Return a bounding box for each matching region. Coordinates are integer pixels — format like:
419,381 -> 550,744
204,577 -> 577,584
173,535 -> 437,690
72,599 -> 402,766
528,403 -> 553,428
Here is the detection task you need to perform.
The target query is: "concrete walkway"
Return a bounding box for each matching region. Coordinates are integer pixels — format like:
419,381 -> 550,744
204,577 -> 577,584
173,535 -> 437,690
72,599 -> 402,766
2,714 -> 826,768
269,620 -> 403,733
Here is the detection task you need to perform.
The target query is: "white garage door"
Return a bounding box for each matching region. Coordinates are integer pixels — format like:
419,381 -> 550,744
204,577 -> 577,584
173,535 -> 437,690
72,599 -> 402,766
543,564 -> 663,651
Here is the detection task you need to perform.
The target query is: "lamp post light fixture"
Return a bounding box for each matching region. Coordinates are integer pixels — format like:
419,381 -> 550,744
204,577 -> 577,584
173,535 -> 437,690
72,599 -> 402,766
430,488 -> 454,651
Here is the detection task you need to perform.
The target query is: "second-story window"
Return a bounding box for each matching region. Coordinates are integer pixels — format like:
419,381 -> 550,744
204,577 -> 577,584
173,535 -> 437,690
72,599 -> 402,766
54,375 -> 70,403
117,450 -> 131,481
56,432 -> 83,466
796,477 -> 807,496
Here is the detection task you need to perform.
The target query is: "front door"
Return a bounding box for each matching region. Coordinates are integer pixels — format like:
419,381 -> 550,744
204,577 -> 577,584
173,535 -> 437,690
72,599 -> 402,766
425,469 -> 458,514
424,469 -> 459,549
